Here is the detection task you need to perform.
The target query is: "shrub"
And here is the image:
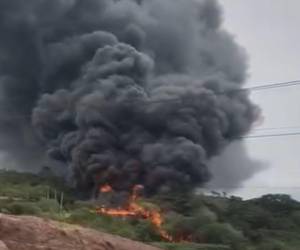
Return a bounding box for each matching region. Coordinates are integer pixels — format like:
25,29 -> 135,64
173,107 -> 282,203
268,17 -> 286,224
6,202 -> 42,215
256,240 -> 286,250
36,199 -> 60,213
201,223 -> 245,245
164,212 -> 195,237
135,221 -> 161,242
192,206 -> 217,225
67,208 -> 99,223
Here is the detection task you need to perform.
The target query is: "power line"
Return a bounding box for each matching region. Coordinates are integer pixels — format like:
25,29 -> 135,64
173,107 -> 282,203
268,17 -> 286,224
1,78 -> 300,120
247,80 -> 300,91
1,78 -> 300,103
252,125 -> 300,131
0,114 -> 298,140
243,131 -> 300,139
203,186 -> 300,190
129,79 -> 300,105
199,186 -> 300,191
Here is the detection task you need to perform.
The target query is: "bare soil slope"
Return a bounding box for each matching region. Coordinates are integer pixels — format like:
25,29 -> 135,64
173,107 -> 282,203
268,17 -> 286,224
0,213 -> 161,250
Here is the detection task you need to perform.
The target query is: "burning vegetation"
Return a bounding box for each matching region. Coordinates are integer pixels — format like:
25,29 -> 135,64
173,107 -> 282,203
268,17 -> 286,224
96,184 -> 182,242
100,184 -> 113,193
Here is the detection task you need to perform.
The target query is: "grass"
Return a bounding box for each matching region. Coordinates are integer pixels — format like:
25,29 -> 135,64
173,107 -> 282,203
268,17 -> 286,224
153,242 -> 230,250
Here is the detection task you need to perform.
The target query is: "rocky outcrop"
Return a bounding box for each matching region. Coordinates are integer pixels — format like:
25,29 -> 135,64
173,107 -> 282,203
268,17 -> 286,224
0,241 -> 8,250
0,214 -> 161,250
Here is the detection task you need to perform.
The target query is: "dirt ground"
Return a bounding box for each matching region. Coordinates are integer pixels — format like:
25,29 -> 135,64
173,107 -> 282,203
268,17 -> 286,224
0,213 -> 161,250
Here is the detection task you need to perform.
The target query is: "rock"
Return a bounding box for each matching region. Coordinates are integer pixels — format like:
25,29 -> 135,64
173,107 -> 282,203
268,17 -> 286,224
0,213 -> 161,250
0,241 -> 8,250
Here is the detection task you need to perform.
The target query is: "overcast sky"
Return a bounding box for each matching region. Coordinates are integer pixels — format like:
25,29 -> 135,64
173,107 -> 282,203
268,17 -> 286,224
221,0 -> 300,199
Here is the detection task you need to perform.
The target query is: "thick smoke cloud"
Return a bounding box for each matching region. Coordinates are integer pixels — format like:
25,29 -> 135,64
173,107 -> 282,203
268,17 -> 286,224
0,0 -> 259,196
206,142 -> 267,192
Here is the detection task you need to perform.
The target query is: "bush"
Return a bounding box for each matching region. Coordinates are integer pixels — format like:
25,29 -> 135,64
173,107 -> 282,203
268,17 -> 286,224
36,199 -> 60,213
291,210 -> 300,226
6,202 -> 42,215
192,207 -> 217,225
135,221 -> 161,242
154,242 -> 231,250
67,208 -> 99,224
256,240 -> 286,250
111,223 -> 138,240
164,212 -> 195,238
201,223 -> 245,245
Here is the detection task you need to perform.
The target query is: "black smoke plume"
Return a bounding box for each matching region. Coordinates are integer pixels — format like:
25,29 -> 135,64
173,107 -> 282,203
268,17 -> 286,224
0,0 -> 259,196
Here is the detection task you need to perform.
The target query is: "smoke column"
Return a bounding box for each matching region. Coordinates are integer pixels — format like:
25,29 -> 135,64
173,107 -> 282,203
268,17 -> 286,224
207,142 -> 266,192
0,0 -> 259,196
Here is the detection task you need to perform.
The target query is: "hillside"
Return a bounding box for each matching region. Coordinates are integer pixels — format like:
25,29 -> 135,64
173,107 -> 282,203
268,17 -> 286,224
0,213 -> 161,250
1,170 -> 300,250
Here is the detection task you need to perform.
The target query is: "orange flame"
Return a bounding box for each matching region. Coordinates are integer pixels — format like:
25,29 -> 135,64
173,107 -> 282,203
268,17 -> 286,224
96,185 -> 175,242
100,184 -> 113,193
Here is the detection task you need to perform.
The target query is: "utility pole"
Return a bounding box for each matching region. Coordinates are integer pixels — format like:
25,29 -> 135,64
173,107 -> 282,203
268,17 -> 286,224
46,186 -> 50,200
60,192 -> 64,212
54,189 -> 57,201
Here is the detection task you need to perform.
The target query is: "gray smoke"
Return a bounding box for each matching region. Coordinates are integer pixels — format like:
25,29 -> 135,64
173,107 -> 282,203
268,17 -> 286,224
0,0 -> 259,196
206,142 -> 267,192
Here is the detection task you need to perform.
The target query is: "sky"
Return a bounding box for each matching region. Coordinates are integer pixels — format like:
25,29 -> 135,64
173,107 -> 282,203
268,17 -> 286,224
220,0 -> 300,199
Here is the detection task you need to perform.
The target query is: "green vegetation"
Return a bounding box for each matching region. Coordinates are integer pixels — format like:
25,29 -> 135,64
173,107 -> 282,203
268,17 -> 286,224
153,242 -> 230,250
1,170 -> 300,250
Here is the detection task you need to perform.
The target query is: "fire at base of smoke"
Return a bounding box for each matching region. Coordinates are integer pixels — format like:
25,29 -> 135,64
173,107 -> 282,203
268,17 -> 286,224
96,184 -> 189,242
